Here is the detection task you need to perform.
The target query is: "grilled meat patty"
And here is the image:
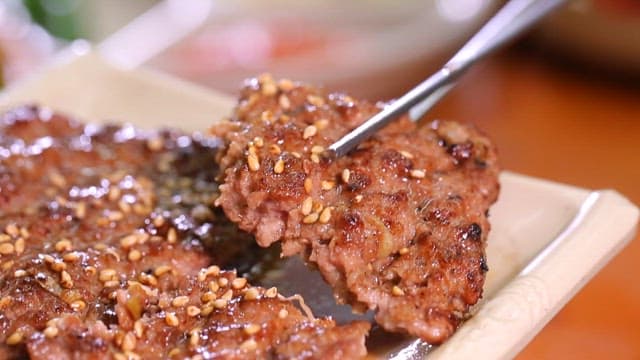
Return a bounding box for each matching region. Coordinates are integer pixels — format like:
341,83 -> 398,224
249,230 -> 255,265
0,106 -> 369,359
215,76 -> 500,344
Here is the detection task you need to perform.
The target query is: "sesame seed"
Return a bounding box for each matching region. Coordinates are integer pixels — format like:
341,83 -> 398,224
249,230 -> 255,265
410,169 -> 426,178
154,265 -> 173,277
108,211 -> 124,221
321,180 -> 335,190
49,172 -> 67,188
260,110 -> 274,123
55,239 -> 72,252
118,200 -> 132,214
103,280 -> 120,288
14,269 -> 27,277
172,296 -> 189,307
153,215 -> 165,227
70,300 -> 86,311
122,332 -> 137,352
274,159 -> 285,174
265,287 -> 278,298
304,178 -> 313,194
200,302 -> 214,316
306,95 -> 325,107
99,269 -> 117,282
43,326 -> 59,338
189,329 -> 200,347
310,154 -> 320,163
0,234 -> 10,242
341,169 -> 351,183
19,227 -> 29,239
50,261 -> 66,272
63,252 -> 80,262
213,299 -> 228,309
208,281 -> 219,292
218,277 -> 229,287
278,94 -> 291,109
399,247 -> 409,255
319,207 -> 332,224
75,202 -> 86,219
0,296 -> 12,308
60,270 -> 74,288
128,249 -> 142,261
187,306 -> 201,317
168,348 -> 181,357
167,228 -> 177,243
312,202 -> 324,213
278,79 -> 294,91
5,224 -> 18,237
269,144 -> 281,155
240,339 -> 258,351
311,145 -> 324,154
399,150 -> 414,159
244,324 -> 261,335
354,195 -> 364,203
146,137 -> 164,152
301,197 -> 313,216
232,277 -> 248,290
244,287 -> 260,301
43,254 -> 55,263
85,266 -> 97,275
201,291 -> 216,303
139,273 -> 157,286
0,243 -> 14,255
291,151 -> 302,158
278,308 -> 289,319
247,154 -> 260,171
302,125 -> 317,139
108,187 -> 121,202
261,82 -> 277,96
6,331 -> 22,345
392,286 -> 405,296
303,213 -> 319,224
221,289 -> 234,301
14,238 -> 24,255
315,119 -> 329,130
165,312 -> 179,327
120,234 -> 138,249
2,261 -> 14,271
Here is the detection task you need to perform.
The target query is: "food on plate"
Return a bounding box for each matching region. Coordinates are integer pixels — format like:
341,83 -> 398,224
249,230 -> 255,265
0,106 -> 369,359
215,75 -> 500,344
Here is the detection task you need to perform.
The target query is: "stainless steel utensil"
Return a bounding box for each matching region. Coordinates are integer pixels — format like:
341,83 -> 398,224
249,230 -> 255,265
328,0 -> 568,157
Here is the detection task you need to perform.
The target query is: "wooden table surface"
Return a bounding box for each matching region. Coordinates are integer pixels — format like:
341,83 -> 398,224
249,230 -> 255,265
428,46 -> 640,359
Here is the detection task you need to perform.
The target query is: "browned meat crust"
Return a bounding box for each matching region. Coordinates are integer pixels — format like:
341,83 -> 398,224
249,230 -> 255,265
215,76 -> 500,344
0,106 -> 369,359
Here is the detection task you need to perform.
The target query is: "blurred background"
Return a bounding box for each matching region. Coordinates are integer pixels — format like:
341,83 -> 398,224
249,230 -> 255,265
1,0 -> 639,358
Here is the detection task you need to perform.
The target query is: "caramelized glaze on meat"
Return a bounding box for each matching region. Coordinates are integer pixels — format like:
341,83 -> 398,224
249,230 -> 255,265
0,106 -> 369,359
215,76 -> 500,344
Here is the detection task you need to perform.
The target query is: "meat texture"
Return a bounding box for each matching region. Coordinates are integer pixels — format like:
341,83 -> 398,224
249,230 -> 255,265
0,106 -> 369,359
215,76 -> 500,344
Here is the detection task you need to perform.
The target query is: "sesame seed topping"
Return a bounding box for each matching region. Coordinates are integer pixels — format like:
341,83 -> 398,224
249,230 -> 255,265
187,306 -> 201,317
70,299 -> 86,311
221,289 -> 234,301
399,150 -> 414,159
341,169 -> 351,183
154,265 -> 173,277
261,82 -> 277,96
244,324 -> 261,335
63,252 -> 80,262
75,202 -> 87,219
103,280 -> 120,288
120,234 -> 138,249
232,277 -> 248,289
133,320 -> 144,338
278,308 -> 289,319
354,194 -> 364,203
304,178 -> 313,194
171,296 -> 189,307
213,299 -> 228,309
399,247 -> 409,255
244,287 -> 260,301
302,125 -> 317,139
247,154 -> 260,171
167,228 -> 177,243
55,239 -> 72,252
311,145 -> 324,154
321,180 -> 335,190
218,277 -> 229,287
303,213 -> 319,224
265,287 -> 278,298
0,234 -> 9,243
165,312 -> 179,327
208,280 -> 220,292
301,197 -> 313,216
201,291 -> 216,303
269,144 -> 281,155
43,326 -> 59,338
50,261 -> 66,272
410,169 -> 426,178
274,159 -> 285,174
278,79 -> 294,91
60,270 -> 73,288
146,137 -> 164,152
253,136 -> 264,147
278,94 -> 291,110
0,296 -> 12,308
291,151 -> 302,159
310,153 -> 320,163
122,332 -> 137,352
99,269 -> 117,282
128,249 -> 142,261
14,269 -> 27,277
5,224 -> 19,237
240,339 -> 258,351
14,238 -> 25,255
319,207 -> 332,224
392,286 -> 405,296
153,215 -> 165,227
315,118 -> 329,130
306,95 -> 325,107
6,331 -> 23,345
0,243 -> 14,255
189,329 -> 200,347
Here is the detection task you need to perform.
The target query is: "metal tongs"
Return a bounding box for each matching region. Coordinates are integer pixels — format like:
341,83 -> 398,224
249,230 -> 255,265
329,0 -> 567,157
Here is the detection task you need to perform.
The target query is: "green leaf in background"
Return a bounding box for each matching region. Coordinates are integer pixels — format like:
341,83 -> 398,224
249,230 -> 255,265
22,0 -> 81,40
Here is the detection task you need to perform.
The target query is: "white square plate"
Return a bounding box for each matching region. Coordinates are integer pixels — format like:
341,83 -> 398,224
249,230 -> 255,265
1,48 -> 637,359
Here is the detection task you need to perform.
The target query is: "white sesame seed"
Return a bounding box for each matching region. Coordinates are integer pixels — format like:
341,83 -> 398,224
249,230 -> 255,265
302,125 -> 317,139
